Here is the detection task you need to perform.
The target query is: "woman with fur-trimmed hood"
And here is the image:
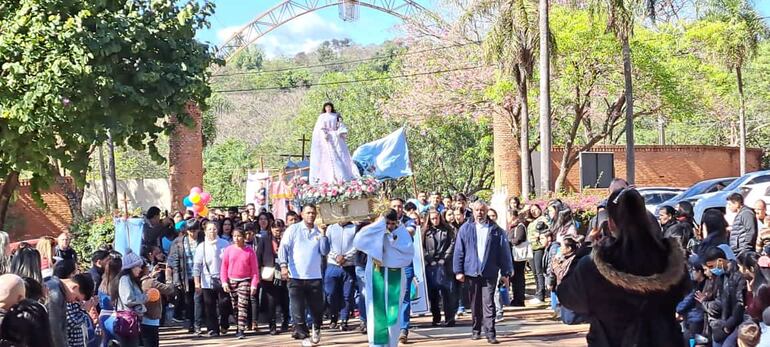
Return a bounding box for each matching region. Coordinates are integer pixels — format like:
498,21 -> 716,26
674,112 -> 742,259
557,188 -> 690,347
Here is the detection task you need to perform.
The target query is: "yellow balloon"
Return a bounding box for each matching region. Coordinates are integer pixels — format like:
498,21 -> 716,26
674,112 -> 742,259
200,207 -> 209,217
190,194 -> 201,204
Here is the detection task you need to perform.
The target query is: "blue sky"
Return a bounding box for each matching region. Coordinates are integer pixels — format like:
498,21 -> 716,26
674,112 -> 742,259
196,1 -> 770,58
196,1 -> 419,58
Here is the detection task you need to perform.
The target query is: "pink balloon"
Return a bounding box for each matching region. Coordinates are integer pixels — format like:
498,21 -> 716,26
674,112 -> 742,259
190,187 -> 203,195
200,192 -> 211,205
192,204 -> 203,213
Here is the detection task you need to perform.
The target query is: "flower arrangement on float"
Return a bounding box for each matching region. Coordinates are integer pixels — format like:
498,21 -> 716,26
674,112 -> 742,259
290,176 -> 381,205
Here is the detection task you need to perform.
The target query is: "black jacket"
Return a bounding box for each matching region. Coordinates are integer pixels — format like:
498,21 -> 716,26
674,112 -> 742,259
702,263 -> 746,343
664,220 -> 693,250
557,239 -> 689,347
424,226 -> 455,273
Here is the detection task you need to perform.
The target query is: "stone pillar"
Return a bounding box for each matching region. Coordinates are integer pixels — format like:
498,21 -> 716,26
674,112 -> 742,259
169,103 -> 204,212
493,113 -> 522,197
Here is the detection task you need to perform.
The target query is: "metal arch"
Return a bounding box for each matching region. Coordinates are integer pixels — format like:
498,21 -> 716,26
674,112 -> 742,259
215,0 -> 428,62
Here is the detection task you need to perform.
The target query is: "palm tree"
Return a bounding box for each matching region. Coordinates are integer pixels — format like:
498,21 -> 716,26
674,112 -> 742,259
589,0 -> 657,184
538,0 -> 551,195
688,0 -> 767,175
465,0 -> 544,199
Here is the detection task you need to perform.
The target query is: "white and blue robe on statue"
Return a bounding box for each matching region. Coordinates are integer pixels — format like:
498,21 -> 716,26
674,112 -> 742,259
353,219 -> 414,347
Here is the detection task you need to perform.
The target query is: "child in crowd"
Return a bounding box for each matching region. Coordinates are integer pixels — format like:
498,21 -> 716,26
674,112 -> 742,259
677,259 -> 708,344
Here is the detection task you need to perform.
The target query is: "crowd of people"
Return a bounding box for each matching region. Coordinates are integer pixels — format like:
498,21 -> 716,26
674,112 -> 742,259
0,180 -> 769,347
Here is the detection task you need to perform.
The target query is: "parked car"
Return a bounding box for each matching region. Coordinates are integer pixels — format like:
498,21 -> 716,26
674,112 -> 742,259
638,188 -> 685,214
693,170 -> 770,225
742,182 -> 770,209
657,177 -> 737,213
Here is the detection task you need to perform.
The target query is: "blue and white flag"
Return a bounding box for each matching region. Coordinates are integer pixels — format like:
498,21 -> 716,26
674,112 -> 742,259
352,127 -> 413,180
114,218 -> 143,256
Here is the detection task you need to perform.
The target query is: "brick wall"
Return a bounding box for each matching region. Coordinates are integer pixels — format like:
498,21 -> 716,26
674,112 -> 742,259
550,145 -> 763,191
168,103 -> 204,212
493,113 -> 522,196
0,179 -> 73,241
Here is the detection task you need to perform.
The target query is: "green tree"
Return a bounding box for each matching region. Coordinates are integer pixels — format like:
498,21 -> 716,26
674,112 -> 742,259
464,0 -> 547,198
0,0 -> 215,228
230,46 -> 264,71
203,139 -> 257,207
686,0 -> 767,175
589,0 -> 657,184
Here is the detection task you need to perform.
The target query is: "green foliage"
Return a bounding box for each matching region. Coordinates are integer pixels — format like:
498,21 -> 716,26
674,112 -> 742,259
70,212 -> 115,267
253,69 -> 313,90
230,46 -> 264,71
0,0 -> 215,206
203,139 -> 258,207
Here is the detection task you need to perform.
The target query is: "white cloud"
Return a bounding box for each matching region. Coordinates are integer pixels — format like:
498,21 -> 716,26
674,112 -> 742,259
215,12 -> 347,59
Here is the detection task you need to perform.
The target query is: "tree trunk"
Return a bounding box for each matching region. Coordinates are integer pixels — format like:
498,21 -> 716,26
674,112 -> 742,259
98,145 -> 110,210
107,132 -> 118,210
54,175 -> 84,224
622,36 -> 635,184
658,115 -> 666,145
538,0 -> 552,196
0,171 -> 20,231
518,66 -> 531,199
555,146 -> 572,193
736,66 -> 747,175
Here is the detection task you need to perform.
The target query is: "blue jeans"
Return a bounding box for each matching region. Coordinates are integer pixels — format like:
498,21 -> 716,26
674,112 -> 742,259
355,265 -> 367,323
401,265 -> 414,332
324,264 -> 357,322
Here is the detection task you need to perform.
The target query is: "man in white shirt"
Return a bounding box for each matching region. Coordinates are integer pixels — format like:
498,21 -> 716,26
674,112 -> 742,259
453,200 -> 512,345
321,221 -> 358,331
278,204 -> 330,346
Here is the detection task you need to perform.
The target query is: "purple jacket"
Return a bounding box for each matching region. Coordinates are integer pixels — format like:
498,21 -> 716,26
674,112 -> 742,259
453,221 -> 513,279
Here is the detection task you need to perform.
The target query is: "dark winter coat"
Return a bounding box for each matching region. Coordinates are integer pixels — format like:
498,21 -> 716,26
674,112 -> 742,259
424,226 -> 455,271
730,206 -> 758,255
557,239 -> 690,347
664,220 -> 694,250
702,263 -> 746,343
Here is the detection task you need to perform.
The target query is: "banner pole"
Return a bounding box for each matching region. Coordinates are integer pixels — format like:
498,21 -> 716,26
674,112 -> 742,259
405,127 -> 419,197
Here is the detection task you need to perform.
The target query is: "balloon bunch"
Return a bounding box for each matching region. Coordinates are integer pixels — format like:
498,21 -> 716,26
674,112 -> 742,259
183,187 -> 212,217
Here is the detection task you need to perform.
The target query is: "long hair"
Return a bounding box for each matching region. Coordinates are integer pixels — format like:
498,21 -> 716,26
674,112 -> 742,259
421,208 -> 452,240
321,102 -> 336,114
677,201 -> 694,222
10,247 -> 43,284
35,236 -> 55,268
601,188 -> 668,276
110,268 -> 142,304
1,299 -> 53,347
100,257 -> 123,293
702,209 -> 728,238
256,211 -> 273,232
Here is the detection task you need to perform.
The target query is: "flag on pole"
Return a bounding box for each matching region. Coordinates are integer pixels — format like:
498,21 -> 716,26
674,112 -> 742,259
352,127 -> 413,180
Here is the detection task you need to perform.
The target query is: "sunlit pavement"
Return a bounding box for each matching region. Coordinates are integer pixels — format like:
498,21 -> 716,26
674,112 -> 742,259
159,304 -> 588,347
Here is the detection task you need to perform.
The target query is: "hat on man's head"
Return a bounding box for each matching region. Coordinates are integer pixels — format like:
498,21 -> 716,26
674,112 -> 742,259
121,249 -> 144,270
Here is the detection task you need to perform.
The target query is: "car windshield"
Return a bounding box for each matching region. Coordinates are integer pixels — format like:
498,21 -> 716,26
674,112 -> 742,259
674,181 -> 715,200
723,174 -> 754,191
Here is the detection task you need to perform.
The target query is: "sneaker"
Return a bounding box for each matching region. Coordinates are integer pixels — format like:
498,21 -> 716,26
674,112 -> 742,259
328,322 -> 338,330
694,334 -> 709,344
399,330 -> 408,343
173,317 -> 186,324
281,321 -> 290,332
269,323 -> 277,335
311,326 -> 321,345
471,332 -> 481,340
208,331 -> 220,337
194,329 -> 203,337
528,298 -> 544,305
339,322 -> 348,332
495,314 -> 504,323
359,322 -> 367,335
235,330 -> 245,340
487,336 -> 500,344
301,338 -> 314,347
444,320 -> 456,327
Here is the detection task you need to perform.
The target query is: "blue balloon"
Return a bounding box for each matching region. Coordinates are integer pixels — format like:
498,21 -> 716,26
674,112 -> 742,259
183,196 -> 193,207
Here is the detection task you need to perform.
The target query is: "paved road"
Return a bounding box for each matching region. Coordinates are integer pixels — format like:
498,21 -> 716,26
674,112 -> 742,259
159,304 -> 588,347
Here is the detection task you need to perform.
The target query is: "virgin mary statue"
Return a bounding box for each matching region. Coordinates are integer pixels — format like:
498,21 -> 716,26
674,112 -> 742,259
309,102 -> 359,185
